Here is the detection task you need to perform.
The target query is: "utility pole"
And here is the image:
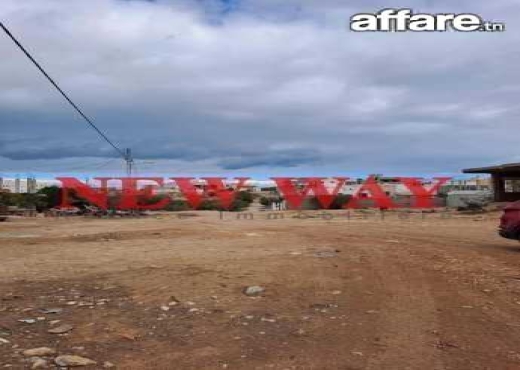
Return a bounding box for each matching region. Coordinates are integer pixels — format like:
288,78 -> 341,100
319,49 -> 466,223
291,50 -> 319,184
125,148 -> 134,177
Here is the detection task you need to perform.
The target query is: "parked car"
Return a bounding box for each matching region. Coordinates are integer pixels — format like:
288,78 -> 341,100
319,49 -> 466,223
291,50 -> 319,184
499,201 -> 520,241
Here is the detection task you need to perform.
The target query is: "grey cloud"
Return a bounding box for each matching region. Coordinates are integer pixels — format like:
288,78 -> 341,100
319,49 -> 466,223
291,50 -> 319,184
218,148 -> 321,170
0,0 -> 519,176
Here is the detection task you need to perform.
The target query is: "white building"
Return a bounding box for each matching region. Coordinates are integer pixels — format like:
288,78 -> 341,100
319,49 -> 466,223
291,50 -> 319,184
444,177 -> 491,191
322,177 -> 412,196
0,177 -> 58,193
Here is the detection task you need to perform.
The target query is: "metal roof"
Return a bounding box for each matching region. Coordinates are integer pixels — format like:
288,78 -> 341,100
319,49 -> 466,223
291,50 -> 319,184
463,162 -> 520,174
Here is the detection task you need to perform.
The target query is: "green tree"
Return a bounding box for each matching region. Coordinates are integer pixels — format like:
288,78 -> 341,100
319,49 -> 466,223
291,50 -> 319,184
236,190 -> 254,204
36,186 -> 62,210
259,196 -> 271,206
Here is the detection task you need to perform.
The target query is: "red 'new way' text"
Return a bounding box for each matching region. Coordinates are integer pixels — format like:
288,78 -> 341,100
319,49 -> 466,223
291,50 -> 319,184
57,177 -> 451,211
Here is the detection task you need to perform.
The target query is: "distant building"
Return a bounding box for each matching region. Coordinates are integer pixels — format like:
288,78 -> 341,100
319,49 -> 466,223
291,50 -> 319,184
0,178 -> 24,193
0,177 -> 57,194
322,177 -> 419,196
442,177 -> 491,192
27,177 -> 38,193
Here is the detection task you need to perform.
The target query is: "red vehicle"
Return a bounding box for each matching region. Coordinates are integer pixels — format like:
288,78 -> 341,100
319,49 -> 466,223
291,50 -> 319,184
499,201 -> 520,241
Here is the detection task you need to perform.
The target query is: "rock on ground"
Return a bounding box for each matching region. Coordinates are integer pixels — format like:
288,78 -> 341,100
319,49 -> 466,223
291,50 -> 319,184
243,286 -> 265,296
31,358 -> 48,369
54,355 -> 97,367
48,324 -> 74,334
23,347 -> 56,357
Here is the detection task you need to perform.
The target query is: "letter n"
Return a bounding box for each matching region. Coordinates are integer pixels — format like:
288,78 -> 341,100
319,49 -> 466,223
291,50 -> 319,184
57,177 -> 109,210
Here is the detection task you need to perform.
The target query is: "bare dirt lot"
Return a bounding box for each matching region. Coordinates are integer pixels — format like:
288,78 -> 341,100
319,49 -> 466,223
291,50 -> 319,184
2,210 -> 520,369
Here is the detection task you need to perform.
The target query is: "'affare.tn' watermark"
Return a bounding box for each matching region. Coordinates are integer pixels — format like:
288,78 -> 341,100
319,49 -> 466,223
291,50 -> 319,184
350,9 -> 505,32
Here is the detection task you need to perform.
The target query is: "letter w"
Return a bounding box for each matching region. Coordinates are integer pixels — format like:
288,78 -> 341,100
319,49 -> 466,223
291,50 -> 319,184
172,177 -> 250,210
272,177 -> 347,210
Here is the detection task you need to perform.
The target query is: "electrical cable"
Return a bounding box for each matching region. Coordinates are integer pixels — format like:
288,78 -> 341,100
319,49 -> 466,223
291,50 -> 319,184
0,21 -> 126,159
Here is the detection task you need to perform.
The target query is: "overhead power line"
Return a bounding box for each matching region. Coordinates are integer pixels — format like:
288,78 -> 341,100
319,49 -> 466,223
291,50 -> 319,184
0,21 -> 127,160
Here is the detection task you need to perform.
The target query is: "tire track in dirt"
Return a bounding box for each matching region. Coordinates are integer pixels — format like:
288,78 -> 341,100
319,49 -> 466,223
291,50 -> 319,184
355,229 -> 520,369
350,243 -> 445,370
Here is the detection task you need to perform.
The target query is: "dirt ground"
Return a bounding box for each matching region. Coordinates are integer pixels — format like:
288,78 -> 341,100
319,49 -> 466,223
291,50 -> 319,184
2,210 -> 520,369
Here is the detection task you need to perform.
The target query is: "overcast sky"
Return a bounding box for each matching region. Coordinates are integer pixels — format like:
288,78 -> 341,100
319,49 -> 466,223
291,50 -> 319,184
1,0 -> 519,178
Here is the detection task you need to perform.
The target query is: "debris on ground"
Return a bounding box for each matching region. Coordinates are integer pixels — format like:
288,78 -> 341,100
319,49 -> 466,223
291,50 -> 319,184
243,286 -> 265,296
39,308 -> 63,314
48,324 -> 74,334
18,319 -> 37,325
314,250 -> 338,258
